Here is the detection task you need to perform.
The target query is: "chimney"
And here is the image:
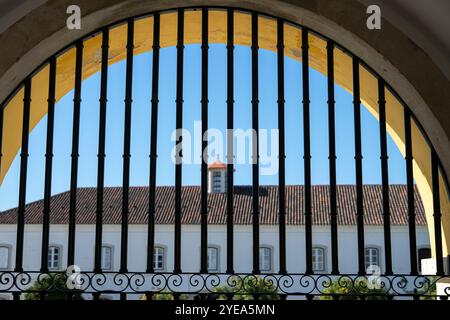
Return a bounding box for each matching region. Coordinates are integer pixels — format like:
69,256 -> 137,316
207,157 -> 227,193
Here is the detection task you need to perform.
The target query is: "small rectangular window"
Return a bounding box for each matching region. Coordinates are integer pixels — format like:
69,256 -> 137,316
48,246 -> 60,270
0,246 -> 10,270
207,247 -> 219,271
153,247 -> 165,271
364,247 -> 380,270
418,248 -> 431,273
312,247 -> 325,272
101,246 -> 113,270
259,247 -> 272,272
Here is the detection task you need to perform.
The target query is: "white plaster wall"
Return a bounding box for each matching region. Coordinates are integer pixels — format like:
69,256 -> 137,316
0,224 -> 431,274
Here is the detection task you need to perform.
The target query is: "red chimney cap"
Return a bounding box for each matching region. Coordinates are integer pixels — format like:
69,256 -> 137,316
208,160 -> 226,170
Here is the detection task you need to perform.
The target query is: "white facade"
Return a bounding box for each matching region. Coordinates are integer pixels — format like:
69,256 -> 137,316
0,224 -> 431,274
0,223 -> 432,299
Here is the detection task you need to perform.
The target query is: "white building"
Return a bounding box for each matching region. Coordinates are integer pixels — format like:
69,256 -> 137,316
0,162 -> 432,299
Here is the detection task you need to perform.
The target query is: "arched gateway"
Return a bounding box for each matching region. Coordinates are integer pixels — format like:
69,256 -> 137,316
0,5 -> 448,300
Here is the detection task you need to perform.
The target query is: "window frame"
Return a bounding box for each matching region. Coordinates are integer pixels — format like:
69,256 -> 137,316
48,245 -> 62,271
364,246 -> 381,271
312,246 -> 327,273
212,171 -> 222,192
417,246 -> 432,273
206,245 -> 220,272
259,246 -> 273,273
153,245 -> 166,272
0,244 -> 12,271
100,244 -> 114,271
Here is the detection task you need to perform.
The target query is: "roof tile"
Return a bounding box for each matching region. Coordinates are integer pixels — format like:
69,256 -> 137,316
0,185 -> 426,225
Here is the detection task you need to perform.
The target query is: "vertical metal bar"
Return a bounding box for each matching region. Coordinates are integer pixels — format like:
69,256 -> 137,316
0,105 -> 3,176
41,57 -> 57,273
94,29 -> 109,274
174,9 -> 184,274
404,108 -> 418,275
119,20 -> 134,301
352,57 -> 365,275
0,100 -> 7,294
251,12 -> 260,274
0,104 -> 3,190
0,103 -> 8,291
12,79 -> 31,301
120,19 -> 134,276
200,8 -> 209,274
147,13 -> 160,274
302,28 -> 313,275
67,41 -> 83,268
431,150 -> 444,276
14,77 -> 31,273
0,105 -> 3,251
327,40 -> 339,275
378,79 -> 392,275
226,8 -> 235,274
277,18 -> 287,274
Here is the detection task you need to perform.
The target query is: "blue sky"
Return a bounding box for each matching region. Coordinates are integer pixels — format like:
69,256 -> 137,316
0,44 -> 406,211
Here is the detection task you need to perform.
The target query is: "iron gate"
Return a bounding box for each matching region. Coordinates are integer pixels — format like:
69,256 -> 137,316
0,6 -> 449,300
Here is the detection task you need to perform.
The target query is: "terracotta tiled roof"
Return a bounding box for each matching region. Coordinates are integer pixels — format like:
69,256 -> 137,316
0,185 -> 426,225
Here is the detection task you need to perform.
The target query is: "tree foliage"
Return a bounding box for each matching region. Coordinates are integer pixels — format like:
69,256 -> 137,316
139,276 -> 279,300
139,291 -> 190,300
211,276 -> 280,300
24,274 -> 83,300
319,278 -> 388,300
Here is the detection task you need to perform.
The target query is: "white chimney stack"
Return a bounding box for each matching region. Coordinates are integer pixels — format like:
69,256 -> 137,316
207,157 -> 227,193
